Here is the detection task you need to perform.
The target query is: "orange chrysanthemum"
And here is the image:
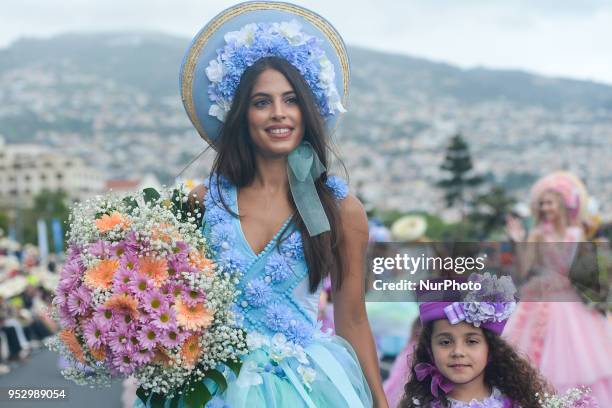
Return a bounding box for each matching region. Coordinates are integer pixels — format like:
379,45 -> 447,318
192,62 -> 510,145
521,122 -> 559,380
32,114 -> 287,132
95,212 -> 130,233
180,334 -> 202,368
138,256 -> 168,287
104,294 -> 139,319
151,222 -> 180,244
84,259 -> 120,289
189,251 -> 215,276
89,346 -> 106,361
59,329 -> 86,364
174,299 -> 214,330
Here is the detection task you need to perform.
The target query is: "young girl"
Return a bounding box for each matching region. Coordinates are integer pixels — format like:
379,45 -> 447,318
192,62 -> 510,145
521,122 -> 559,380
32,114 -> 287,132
400,274 -> 551,407
504,172 -> 612,405
143,2 -> 387,407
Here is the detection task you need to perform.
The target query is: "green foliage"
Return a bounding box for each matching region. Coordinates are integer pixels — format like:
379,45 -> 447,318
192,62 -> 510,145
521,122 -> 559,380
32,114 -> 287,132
437,133 -> 483,214
468,185 -> 516,239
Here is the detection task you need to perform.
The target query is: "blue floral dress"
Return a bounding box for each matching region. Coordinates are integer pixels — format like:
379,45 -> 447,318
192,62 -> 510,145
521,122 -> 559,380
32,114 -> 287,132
173,174 -> 371,408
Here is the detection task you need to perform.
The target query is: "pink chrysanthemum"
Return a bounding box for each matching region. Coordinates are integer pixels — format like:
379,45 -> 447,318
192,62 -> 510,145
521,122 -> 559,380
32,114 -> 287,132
132,348 -> 154,365
112,352 -> 138,375
108,329 -> 132,354
181,287 -> 206,307
142,289 -> 167,315
82,319 -> 104,349
128,274 -> 154,298
66,285 -> 91,316
150,305 -> 176,331
160,327 -> 184,349
92,308 -> 114,331
138,325 -> 161,350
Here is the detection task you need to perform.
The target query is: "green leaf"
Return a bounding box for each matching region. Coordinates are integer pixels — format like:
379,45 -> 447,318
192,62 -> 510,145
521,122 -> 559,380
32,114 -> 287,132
225,359 -> 242,377
150,393 -> 165,408
136,387 -> 149,405
184,381 -> 212,408
143,187 -> 161,204
169,394 -> 180,408
122,196 -> 138,213
205,369 -> 228,394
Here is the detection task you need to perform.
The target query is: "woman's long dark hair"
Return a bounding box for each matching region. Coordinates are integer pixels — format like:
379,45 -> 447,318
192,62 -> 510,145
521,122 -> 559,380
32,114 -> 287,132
399,321 -> 552,407
210,56 -> 346,293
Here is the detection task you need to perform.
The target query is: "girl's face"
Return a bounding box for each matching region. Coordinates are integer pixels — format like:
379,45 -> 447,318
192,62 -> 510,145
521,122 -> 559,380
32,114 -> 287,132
431,320 -> 489,386
538,190 -> 564,223
247,68 -> 304,157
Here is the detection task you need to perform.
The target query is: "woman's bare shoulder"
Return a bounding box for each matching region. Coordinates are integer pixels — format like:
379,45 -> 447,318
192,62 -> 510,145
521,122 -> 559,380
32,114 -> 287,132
338,193 -> 368,235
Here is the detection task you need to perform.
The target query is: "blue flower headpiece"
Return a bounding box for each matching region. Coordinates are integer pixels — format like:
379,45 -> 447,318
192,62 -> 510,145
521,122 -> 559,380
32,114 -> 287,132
205,20 -> 346,122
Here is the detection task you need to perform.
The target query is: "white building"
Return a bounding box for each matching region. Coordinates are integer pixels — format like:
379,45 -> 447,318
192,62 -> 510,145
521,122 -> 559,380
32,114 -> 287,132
0,136 -> 106,208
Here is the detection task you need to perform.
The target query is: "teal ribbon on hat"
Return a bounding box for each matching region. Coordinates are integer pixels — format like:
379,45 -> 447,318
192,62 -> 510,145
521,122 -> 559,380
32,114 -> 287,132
287,142 -> 330,236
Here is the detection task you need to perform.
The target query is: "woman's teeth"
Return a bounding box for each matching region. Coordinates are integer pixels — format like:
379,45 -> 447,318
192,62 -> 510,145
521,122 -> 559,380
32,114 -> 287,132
269,128 -> 291,134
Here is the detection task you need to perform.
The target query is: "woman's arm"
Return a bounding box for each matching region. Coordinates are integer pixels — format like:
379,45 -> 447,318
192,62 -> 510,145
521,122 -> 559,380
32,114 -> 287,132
333,194 -> 388,408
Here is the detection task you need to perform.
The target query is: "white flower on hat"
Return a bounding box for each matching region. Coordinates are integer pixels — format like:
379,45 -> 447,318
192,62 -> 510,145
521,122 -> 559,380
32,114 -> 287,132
224,22 -> 258,47
318,56 -> 334,85
278,20 -> 304,45
209,99 -> 230,122
328,89 -> 346,113
205,59 -> 225,83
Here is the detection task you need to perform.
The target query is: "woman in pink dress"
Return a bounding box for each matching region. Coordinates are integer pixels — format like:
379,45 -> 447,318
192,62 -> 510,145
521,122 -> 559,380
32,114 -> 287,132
504,172 -> 612,405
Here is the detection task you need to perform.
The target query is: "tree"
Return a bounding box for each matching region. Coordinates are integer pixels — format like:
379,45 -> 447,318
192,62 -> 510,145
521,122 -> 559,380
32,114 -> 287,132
437,133 -> 483,219
469,185 -> 516,239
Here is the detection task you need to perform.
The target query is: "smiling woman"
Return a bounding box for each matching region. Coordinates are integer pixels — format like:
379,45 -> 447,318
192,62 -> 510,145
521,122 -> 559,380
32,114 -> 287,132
132,2 -> 387,408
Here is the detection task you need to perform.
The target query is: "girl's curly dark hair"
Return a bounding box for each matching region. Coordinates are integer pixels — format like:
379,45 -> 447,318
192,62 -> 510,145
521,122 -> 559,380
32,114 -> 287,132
399,321 -> 553,407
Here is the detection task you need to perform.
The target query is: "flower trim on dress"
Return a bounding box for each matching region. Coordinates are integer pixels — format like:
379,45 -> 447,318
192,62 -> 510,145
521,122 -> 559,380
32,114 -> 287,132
325,176 -> 349,200
239,332 -> 315,390
444,387 -> 512,408
204,174 -> 325,349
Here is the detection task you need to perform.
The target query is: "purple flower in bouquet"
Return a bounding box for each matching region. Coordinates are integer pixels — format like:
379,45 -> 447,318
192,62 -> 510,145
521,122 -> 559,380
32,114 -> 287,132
181,287 -> 206,307
108,327 -> 133,354
112,352 -> 138,375
142,289 -> 168,315
93,308 -> 114,331
123,230 -> 142,254
160,327 -> 185,349
171,240 -> 189,256
89,240 -> 112,258
83,319 -> 105,349
132,348 -> 154,365
119,252 -> 140,272
112,267 -> 135,293
58,305 -> 78,330
128,274 -> 154,299
109,241 -> 127,258
66,285 -> 91,316
150,304 -> 177,331
61,258 -> 85,283
138,325 -> 162,350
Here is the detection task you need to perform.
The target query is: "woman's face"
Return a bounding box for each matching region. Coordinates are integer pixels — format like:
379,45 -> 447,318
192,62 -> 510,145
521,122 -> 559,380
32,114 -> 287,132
431,320 -> 489,386
538,190 -> 564,223
247,68 -> 304,157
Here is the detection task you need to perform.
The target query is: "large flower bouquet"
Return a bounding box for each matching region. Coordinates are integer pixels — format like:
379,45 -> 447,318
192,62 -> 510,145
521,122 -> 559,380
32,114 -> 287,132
47,187 -> 247,407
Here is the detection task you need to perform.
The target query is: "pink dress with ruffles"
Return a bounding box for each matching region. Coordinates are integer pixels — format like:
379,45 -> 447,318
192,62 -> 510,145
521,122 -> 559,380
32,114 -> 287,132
502,226 -> 612,405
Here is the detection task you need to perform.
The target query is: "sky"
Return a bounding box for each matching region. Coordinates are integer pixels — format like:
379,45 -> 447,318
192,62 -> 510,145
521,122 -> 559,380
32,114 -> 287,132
2,0 -> 611,84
